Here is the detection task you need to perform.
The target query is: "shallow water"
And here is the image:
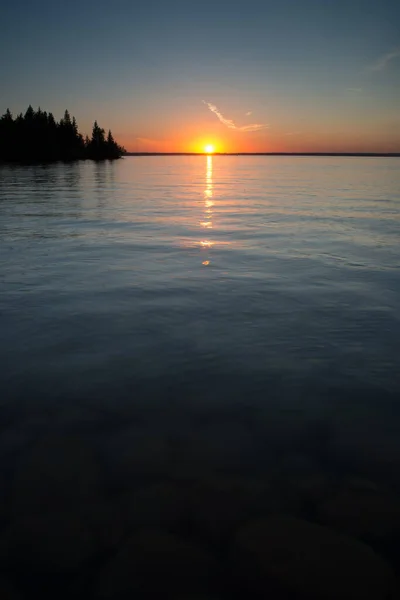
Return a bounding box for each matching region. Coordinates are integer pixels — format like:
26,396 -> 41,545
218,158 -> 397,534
1,156 -> 400,598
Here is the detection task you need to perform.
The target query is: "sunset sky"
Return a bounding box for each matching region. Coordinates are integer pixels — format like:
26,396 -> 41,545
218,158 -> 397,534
1,0 -> 399,153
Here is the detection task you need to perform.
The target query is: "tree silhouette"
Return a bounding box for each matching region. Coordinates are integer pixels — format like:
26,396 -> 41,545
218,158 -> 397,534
0,106 -> 125,163
24,105 -> 34,121
84,121 -> 125,160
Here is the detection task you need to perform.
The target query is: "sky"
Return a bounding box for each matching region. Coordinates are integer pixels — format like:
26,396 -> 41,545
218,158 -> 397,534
1,0 -> 399,152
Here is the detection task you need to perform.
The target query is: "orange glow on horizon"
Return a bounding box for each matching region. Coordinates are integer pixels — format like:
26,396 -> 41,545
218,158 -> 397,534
117,126 -> 400,154
190,138 -> 222,154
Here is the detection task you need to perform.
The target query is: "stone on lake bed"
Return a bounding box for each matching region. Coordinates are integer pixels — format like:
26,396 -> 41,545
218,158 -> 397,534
274,453 -> 336,508
102,428 -> 173,483
11,435 -> 102,517
172,421 -> 259,478
173,594 -> 220,600
0,576 -> 22,599
318,486 -> 400,540
83,499 -> 128,552
252,407 -> 311,451
94,529 -> 216,598
3,512 -> 96,573
0,423 -> 39,465
120,482 -> 189,533
332,415 -> 400,483
232,515 -> 397,599
187,477 -> 281,544
289,472 -> 335,506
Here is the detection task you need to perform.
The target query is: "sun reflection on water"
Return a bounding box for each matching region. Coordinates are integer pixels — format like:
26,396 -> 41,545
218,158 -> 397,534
200,155 -> 214,263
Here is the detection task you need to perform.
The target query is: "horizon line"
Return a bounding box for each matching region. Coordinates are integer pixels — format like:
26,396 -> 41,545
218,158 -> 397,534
124,152 -> 400,157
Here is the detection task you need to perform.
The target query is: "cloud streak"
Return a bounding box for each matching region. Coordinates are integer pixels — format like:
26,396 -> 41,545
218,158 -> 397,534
204,101 -> 268,133
369,48 -> 400,71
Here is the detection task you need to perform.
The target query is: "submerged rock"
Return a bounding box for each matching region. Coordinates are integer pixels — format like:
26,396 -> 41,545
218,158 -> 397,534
102,428 -> 172,485
253,407 -> 309,453
0,423 -> 37,465
83,499 -> 127,552
173,596 -> 222,600
0,577 -> 22,599
275,453 -> 336,512
318,485 -> 400,540
187,477 -> 280,544
11,435 -> 102,517
4,512 -> 96,573
94,529 -> 216,598
120,482 -> 189,533
288,472 -> 335,506
332,415 -> 400,485
232,515 -> 396,599
170,421 -> 260,480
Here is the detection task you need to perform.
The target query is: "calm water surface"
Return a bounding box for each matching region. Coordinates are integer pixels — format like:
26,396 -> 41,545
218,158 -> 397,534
1,157 -> 399,404
0,156 -> 400,597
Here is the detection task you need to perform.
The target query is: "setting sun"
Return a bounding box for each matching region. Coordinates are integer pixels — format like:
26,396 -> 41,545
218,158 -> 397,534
204,144 -> 215,154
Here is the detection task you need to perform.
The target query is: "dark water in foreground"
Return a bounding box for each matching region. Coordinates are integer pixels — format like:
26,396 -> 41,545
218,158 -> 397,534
0,156 -> 400,598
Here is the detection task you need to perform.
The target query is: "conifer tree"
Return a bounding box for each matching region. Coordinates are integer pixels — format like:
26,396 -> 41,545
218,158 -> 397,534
0,106 -> 124,162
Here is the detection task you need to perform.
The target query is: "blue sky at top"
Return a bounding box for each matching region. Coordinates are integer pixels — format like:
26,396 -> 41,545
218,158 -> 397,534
1,0 -> 399,151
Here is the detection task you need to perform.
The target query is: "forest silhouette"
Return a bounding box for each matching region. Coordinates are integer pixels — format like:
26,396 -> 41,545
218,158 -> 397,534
0,106 -> 125,162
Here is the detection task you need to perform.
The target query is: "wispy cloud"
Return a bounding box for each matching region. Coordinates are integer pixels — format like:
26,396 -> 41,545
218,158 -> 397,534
204,101 -> 268,133
369,48 -> 400,72
245,111 -> 252,116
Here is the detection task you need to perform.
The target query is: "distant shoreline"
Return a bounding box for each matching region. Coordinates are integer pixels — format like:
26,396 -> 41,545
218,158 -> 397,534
124,152 -> 400,157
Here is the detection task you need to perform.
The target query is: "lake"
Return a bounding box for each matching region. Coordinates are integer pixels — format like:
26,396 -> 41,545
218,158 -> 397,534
1,156 -> 400,598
